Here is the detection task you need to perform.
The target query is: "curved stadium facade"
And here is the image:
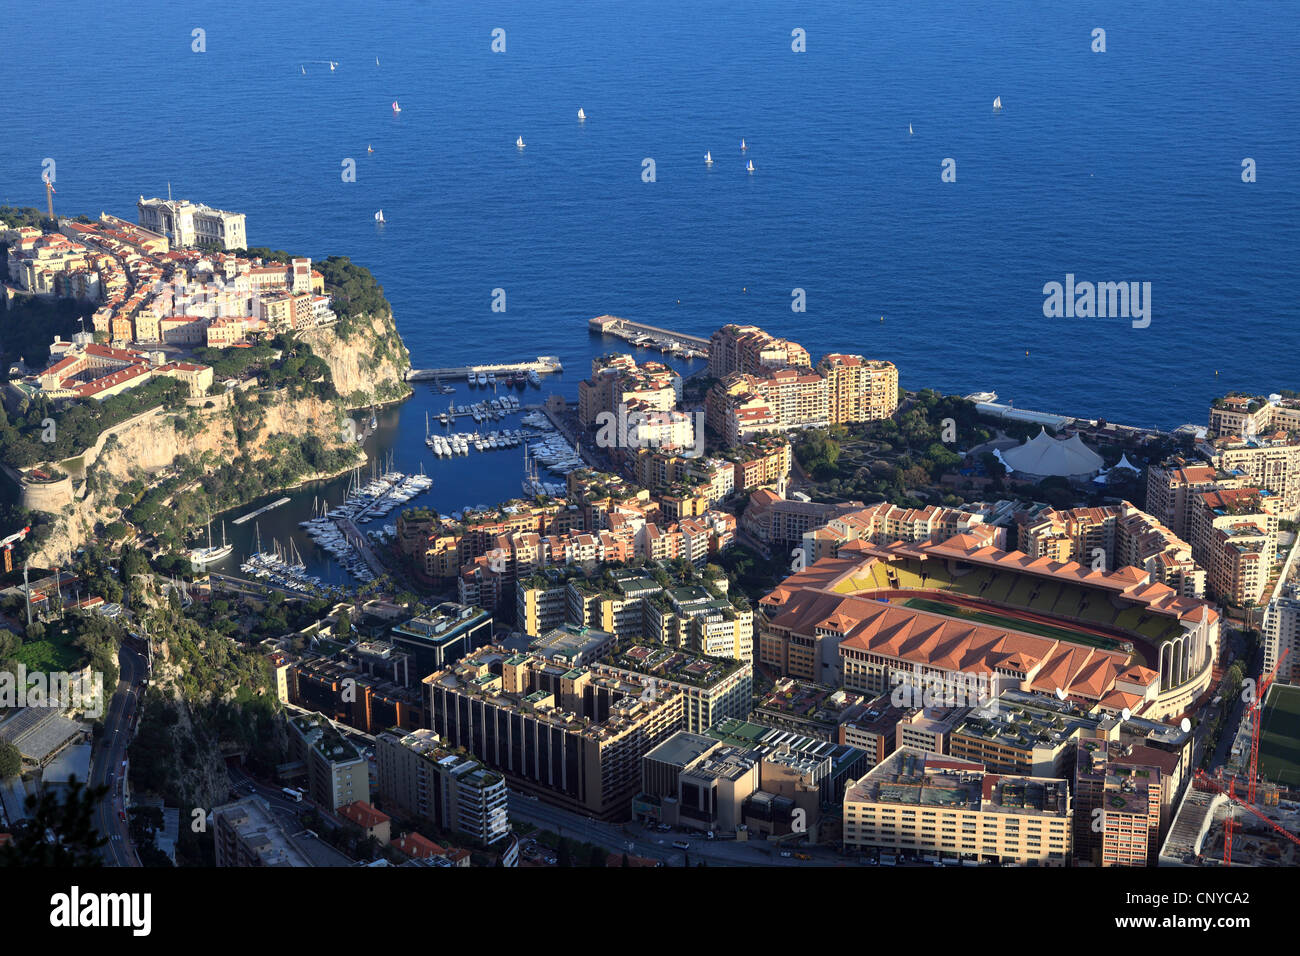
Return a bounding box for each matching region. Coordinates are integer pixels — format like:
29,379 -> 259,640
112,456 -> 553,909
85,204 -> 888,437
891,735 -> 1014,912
759,529 -> 1218,721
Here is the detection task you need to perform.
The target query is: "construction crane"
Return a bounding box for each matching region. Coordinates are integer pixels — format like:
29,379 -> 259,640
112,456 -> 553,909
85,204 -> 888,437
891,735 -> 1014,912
1248,647 -> 1289,805
1,526 -> 30,574
1195,770 -> 1300,865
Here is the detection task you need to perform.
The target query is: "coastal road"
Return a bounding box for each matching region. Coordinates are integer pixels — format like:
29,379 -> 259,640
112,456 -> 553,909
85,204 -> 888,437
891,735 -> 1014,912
90,638 -> 148,866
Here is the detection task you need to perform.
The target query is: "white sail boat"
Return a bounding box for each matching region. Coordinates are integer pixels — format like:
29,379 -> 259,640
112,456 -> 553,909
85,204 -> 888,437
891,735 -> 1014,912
705,151 -> 713,166
909,123 -> 913,135
367,144 -> 374,153
516,135 -> 526,149
993,96 -> 1002,112
392,100 -> 401,112
300,65 -> 306,75
577,107 -> 586,120
376,56 -> 380,66
374,210 -> 385,223
329,61 -> 336,71
747,159 -> 755,173
740,138 -> 747,151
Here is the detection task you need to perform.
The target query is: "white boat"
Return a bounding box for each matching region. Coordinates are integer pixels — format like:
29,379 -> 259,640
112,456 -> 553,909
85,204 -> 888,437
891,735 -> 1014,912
993,96 -> 1002,112
909,123 -> 913,136
374,210 -> 385,223
376,56 -> 380,66
747,160 -> 755,173
516,135 -> 526,149
367,144 -> 374,153
577,108 -> 586,120
477,372 -> 487,386
329,61 -> 336,71
392,100 -> 401,112
740,139 -> 747,150
705,151 -> 713,166
300,66 -> 306,75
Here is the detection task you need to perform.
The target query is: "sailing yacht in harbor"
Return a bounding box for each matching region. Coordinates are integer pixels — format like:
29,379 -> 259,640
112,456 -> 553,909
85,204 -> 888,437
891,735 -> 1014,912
189,518 -> 232,568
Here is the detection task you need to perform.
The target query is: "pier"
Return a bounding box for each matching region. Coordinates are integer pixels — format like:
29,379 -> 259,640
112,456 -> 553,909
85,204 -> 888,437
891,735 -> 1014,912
406,356 -> 562,382
231,496 -> 290,526
588,315 -> 709,356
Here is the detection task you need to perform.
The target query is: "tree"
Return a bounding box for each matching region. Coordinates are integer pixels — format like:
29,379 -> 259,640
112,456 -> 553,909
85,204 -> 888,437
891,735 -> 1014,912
0,776 -> 108,866
0,739 -> 21,780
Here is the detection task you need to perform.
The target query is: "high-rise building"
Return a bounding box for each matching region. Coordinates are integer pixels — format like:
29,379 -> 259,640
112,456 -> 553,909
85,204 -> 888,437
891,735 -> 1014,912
374,728 -> 510,845
286,712 -> 371,812
817,354 -> 899,424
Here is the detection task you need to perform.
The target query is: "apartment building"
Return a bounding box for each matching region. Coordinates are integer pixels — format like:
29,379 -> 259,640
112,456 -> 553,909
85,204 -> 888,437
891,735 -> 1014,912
708,324 -> 811,379
1189,486 -> 1278,605
425,647 -> 685,819
374,728 -> 510,845
842,748 -> 1073,865
1202,435 -> 1300,521
211,796 -> 351,867
817,354 -> 899,424
1263,586 -> 1300,684
1019,502 -> 1206,598
1144,459 -> 1232,541
1207,394 -> 1300,441
1073,737 -> 1162,866
802,501 -> 992,564
287,712 -> 371,811
587,642 -> 753,733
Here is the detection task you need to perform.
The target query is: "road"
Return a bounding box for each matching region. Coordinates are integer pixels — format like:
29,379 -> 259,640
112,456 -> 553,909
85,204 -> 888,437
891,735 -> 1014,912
505,793 -> 850,867
90,639 -> 148,866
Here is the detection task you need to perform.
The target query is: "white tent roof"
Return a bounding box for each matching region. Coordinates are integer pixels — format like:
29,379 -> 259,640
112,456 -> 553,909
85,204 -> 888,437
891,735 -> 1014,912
1001,428 -> 1104,478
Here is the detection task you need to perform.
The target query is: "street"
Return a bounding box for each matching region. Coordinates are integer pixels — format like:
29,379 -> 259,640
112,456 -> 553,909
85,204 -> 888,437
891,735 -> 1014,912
90,639 -> 147,866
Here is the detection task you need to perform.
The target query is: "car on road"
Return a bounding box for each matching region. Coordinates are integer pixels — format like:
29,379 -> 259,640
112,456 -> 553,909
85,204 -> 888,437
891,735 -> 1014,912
672,840 -> 690,850
779,850 -> 793,858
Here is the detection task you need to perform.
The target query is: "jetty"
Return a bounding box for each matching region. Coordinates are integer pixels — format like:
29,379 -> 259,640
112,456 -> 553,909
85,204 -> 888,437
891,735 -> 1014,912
406,356 -> 562,382
588,315 -> 709,357
231,496 -> 290,525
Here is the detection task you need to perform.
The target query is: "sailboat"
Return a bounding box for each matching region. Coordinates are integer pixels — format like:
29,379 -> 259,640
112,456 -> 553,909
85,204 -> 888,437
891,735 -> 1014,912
705,151 -> 713,166
329,61 -> 336,71
392,100 -> 401,112
993,96 -> 1002,112
367,144 -> 374,153
740,138 -> 747,151
516,135 -> 526,149
300,65 -> 306,75
909,123 -> 913,136
376,56 -> 380,66
374,210 -> 385,223
577,107 -> 586,121
190,517 -> 232,567
747,159 -> 755,173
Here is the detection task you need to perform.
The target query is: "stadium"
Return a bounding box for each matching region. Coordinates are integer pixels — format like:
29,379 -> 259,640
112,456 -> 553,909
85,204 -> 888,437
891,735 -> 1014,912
759,529 -> 1220,721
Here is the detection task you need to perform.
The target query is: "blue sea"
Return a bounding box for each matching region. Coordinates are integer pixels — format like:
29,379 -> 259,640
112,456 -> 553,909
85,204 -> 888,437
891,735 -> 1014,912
4,0 -> 1299,578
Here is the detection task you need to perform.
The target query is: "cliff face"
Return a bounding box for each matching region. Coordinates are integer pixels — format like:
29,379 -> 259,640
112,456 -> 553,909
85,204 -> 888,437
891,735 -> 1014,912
300,309 -> 412,408
28,391 -> 361,565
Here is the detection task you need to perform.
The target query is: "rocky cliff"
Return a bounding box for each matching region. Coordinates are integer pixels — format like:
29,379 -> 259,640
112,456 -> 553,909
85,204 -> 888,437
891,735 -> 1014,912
300,308 -> 412,408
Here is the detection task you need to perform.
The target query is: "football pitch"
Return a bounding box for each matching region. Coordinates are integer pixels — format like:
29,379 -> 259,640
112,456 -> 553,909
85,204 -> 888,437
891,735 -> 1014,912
1257,682 -> 1300,789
